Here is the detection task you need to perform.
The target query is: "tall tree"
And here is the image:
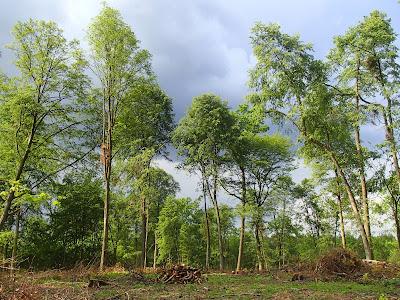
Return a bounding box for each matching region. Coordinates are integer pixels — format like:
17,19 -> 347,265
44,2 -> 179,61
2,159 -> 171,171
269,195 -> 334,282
172,93 -> 236,270
221,124 -> 293,271
329,11 -> 400,247
86,4 -> 153,271
0,19 -> 91,233
247,22 -> 374,259
115,84 -> 174,267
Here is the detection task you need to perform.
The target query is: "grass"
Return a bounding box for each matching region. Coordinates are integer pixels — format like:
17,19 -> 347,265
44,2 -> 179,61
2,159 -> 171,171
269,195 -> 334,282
0,269 -> 399,299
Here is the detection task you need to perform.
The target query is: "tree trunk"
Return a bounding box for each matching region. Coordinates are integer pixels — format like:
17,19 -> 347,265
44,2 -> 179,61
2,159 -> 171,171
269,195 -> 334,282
100,88 -> 113,272
153,230 -> 158,269
144,205 -> 150,267
11,208 -> 20,273
260,228 -> 268,270
100,169 -> 110,272
335,170 -> 346,249
202,177 -> 210,270
0,121 -> 36,232
236,214 -> 245,272
141,207 -> 147,268
279,198 -> 286,269
236,168 -> 246,273
382,103 -> 400,197
206,169 -> 224,271
214,202 -> 224,271
254,222 -> 263,271
321,141 -> 373,259
354,74 -> 372,249
394,205 -> 400,251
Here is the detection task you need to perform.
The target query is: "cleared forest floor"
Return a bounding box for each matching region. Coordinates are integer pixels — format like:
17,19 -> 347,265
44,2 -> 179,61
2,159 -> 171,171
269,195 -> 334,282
0,265 -> 399,299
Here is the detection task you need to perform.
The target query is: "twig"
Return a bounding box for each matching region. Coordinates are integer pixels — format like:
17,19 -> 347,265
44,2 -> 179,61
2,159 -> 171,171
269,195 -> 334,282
222,293 -> 262,297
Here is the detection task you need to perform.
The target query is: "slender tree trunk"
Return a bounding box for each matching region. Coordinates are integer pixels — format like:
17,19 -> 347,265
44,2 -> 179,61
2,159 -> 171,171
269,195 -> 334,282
100,86 -> 113,272
141,207 -> 147,268
323,143 -> 373,259
214,202 -> 224,271
100,169 -> 110,271
206,168 -> 224,271
2,242 -> 9,267
278,109 -> 373,259
254,222 -> 263,271
335,170 -> 346,249
144,205 -> 150,267
11,208 -> 20,273
382,104 -> 400,195
202,177 -> 210,270
260,228 -> 268,270
236,167 -> 246,273
394,205 -> 400,251
280,198 -> 286,269
355,72 -> 372,249
153,230 -> 158,269
0,119 -> 36,232
236,214 -> 245,272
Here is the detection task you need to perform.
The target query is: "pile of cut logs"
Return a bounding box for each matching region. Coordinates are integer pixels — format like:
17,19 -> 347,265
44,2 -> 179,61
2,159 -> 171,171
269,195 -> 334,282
158,264 -> 203,284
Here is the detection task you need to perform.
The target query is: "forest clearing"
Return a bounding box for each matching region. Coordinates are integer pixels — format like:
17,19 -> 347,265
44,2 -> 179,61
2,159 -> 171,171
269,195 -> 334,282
1,1 -> 400,299
1,251 -> 400,299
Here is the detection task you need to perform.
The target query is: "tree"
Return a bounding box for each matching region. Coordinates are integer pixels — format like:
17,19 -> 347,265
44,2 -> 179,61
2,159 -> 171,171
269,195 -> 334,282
115,84 -> 174,268
221,119 -> 293,271
156,196 -> 200,265
0,19 -> 92,233
86,4 -> 153,271
146,167 -> 180,268
265,181 -> 299,269
247,22 -> 374,259
119,163 -> 180,268
48,172 -> 103,267
294,179 -> 327,251
329,11 -> 400,249
172,93 -> 236,270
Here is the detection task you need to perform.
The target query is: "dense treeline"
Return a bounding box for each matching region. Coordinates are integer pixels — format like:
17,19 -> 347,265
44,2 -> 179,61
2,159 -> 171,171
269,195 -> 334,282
0,4 -> 399,272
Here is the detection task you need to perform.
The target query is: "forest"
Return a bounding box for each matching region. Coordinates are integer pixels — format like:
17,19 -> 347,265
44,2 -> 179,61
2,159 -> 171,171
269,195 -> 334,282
0,3 -> 400,290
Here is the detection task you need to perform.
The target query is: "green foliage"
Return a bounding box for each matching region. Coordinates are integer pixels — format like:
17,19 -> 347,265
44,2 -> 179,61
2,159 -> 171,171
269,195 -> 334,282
17,173 -> 103,269
2,7 -> 400,274
388,249 -> 400,265
157,197 -> 202,266
172,93 -> 235,170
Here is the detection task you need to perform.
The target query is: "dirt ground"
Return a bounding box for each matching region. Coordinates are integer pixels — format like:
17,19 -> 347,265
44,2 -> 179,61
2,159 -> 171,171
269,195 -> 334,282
1,250 -> 400,299
0,268 -> 399,299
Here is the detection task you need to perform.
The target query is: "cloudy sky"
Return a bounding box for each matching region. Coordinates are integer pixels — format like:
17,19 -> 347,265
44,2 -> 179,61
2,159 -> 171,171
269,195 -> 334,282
1,0 -> 399,201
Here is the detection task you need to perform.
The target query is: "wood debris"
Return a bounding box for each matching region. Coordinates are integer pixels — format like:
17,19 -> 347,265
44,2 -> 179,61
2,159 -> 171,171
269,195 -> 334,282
157,264 -> 203,284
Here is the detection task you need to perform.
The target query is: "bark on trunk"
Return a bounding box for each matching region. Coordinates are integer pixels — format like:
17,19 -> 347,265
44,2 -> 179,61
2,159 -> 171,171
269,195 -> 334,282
153,230 -> 158,269
236,168 -> 246,273
335,170 -> 346,249
141,208 -> 147,268
205,168 -> 224,271
236,215 -> 245,272
202,177 -> 210,270
0,120 -> 36,232
324,143 -> 373,259
214,203 -> 224,271
355,74 -> 372,249
394,206 -> 400,251
100,171 -> 110,272
11,208 -> 20,273
144,206 -> 150,267
255,223 -> 263,271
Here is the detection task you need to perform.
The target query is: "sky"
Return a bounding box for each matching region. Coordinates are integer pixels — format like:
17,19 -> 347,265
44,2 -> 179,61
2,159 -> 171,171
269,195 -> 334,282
1,0 -> 400,202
